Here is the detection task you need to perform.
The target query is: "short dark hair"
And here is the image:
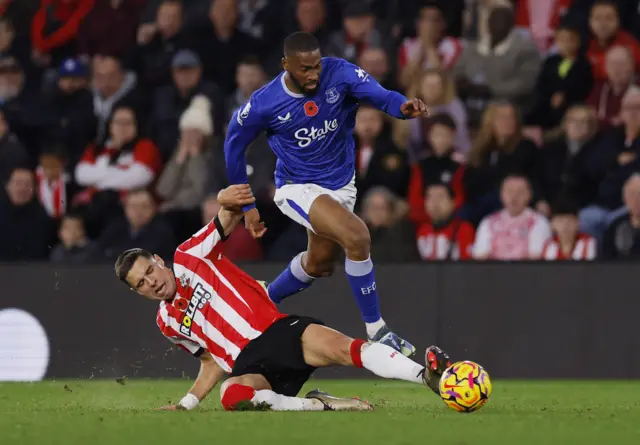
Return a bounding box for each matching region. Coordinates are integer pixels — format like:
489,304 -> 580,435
556,24 -> 581,39
284,32 -> 320,57
551,195 -> 580,217
239,55 -> 262,67
114,248 -> 152,285
425,182 -> 455,199
429,113 -> 457,131
592,0 -> 618,13
502,172 -> 531,187
39,143 -> 68,162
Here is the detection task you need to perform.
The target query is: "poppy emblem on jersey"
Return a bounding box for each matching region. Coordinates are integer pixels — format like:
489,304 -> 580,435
304,101 -> 319,117
325,87 -> 340,104
174,296 -> 188,311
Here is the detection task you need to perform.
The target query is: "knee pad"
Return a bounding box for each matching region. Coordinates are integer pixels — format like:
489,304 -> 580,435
221,384 -> 256,411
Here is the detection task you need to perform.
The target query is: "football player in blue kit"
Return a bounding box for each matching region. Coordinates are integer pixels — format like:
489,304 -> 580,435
224,32 -> 429,357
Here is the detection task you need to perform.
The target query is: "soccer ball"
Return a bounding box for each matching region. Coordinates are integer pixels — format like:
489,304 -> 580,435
438,360 -> 492,412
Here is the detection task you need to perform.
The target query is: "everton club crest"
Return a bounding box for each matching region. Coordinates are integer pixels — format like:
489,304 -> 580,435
325,87 -> 340,104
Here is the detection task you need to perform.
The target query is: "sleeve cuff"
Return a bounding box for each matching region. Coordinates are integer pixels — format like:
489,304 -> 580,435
213,216 -> 230,242
242,203 -> 256,212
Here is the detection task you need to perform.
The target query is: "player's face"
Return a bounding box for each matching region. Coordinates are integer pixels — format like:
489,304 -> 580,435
127,255 -> 176,300
283,50 -> 322,95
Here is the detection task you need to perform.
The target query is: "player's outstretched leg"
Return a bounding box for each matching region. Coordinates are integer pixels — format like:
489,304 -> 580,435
307,195 -> 416,356
302,324 -> 451,395
219,374 -> 371,412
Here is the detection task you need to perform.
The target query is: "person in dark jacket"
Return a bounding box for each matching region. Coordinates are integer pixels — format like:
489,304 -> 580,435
601,173 -> 640,259
535,104 -> 600,218
150,49 -> 225,159
461,101 -> 539,225
358,186 -> 420,263
49,212 -> 98,264
579,87 -> 640,238
96,188 -> 176,262
43,58 -> 96,169
527,26 -> 594,130
0,109 -> 30,183
0,167 -> 55,261
354,105 -> 410,201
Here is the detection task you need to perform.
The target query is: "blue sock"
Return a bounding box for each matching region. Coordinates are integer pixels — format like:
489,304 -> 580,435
345,256 -> 383,327
267,252 -> 314,304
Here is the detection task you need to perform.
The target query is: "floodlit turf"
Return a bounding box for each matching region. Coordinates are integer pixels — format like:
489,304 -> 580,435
1,379 -> 640,445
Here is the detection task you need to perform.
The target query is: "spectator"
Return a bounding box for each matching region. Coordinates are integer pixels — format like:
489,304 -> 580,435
135,0 -> 193,91
0,17 -> 38,86
0,0 -> 39,39
35,143 -> 74,219
602,173 -> 640,259
579,87 -> 640,238
541,196 -> 597,260
514,0 -> 573,54
453,5 -> 541,124
77,0 -> 143,60
194,0 -> 260,94
0,57 -> 46,158
44,57 -> 96,168
354,105 -> 410,200
527,25 -> 594,130
91,55 -> 144,143
292,0 -> 331,50
587,45 -> 637,130
0,167 -> 54,261
416,183 -> 475,261
586,0 -> 640,81
30,0 -> 94,67
156,95 -> 213,241
226,55 -> 267,123
49,212 -> 98,264
461,101 -> 539,225
398,2 -> 462,90
535,104 -> 600,217
357,47 -> 394,91
462,0 -> 512,41
201,194 -> 263,262
150,49 -> 225,158
359,186 -> 420,263
96,188 -> 176,261
0,109 -> 29,183
74,106 -> 162,230
408,113 -> 465,224
235,0 -> 283,51
325,1 -> 385,63
406,69 -> 471,160
473,174 -> 552,260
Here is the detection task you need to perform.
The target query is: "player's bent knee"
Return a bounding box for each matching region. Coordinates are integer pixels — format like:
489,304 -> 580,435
342,227 -> 371,254
220,383 -> 256,411
303,259 -> 335,277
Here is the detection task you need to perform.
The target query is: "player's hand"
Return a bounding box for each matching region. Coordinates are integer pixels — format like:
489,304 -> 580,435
217,184 -> 255,211
245,207 -> 267,239
400,98 -> 429,118
155,404 -> 186,411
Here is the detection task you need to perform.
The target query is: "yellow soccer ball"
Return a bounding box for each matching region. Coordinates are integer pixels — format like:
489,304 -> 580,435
438,360 -> 492,412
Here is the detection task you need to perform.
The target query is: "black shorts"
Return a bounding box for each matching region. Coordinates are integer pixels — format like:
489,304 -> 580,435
230,315 -> 324,397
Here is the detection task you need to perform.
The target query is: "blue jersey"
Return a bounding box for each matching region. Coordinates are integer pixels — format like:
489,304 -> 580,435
224,57 -> 408,210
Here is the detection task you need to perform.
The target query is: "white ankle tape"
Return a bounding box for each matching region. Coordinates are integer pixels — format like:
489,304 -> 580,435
178,393 -> 200,410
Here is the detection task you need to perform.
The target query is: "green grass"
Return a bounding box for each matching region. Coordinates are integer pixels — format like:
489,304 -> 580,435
1,379 -> 640,444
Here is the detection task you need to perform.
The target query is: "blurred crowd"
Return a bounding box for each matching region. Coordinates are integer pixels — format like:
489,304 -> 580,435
2,0 -> 640,264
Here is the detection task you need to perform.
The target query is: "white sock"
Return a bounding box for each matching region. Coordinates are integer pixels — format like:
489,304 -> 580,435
365,318 -> 386,339
251,389 -> 325,411
361,342 -> 425,384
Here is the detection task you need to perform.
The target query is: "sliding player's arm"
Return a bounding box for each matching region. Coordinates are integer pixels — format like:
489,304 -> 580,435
342,61 -> 428,119
223,98 -> 268,238
157,352 -> 226,411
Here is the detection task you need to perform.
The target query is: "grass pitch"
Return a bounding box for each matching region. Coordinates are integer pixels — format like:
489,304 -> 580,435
1,379 -> 639,445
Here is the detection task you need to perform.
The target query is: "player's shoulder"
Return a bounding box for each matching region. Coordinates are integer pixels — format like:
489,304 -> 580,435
322,56 -> 355,74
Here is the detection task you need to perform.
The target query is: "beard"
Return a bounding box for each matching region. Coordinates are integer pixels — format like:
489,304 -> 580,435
288,72 -> 318,96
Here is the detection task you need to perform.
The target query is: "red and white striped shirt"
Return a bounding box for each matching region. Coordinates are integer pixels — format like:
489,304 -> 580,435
473,209 -> 552,260
541,234 -> 596,261
35,166 -> 68,218
156,217 -> 285,372
397,36 -> 462,71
